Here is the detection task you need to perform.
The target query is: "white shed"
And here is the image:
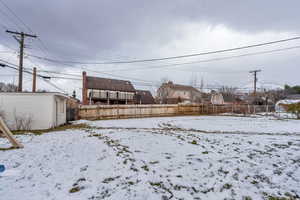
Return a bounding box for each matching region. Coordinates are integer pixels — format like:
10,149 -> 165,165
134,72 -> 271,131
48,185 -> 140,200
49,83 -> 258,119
275,99 -> 300,119
0,92 -> 68,130
275,99 -> 300,112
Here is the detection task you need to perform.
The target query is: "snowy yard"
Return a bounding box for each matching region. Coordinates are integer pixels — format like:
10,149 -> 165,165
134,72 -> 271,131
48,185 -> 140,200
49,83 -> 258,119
1,115 -> 300,200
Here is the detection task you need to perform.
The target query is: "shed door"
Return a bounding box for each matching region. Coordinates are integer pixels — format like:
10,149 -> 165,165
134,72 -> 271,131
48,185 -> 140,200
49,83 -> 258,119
55,100 -> 58,126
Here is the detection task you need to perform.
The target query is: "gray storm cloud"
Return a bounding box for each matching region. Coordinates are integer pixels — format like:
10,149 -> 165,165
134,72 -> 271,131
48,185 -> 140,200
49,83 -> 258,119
0,0 -> 299,93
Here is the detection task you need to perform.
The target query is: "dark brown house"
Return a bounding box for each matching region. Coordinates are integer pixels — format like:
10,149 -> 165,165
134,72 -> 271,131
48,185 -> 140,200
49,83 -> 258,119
82,72 -> 136,105
134,90 -> 155,104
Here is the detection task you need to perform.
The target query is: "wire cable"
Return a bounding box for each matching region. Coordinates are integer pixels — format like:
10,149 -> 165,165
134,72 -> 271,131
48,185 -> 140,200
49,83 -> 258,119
92,45 -> 300,72
27,36 -> 300,65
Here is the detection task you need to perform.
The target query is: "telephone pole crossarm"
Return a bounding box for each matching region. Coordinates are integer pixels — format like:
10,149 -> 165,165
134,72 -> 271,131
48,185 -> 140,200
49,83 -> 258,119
249,69 -> 262,96
6,30 -> 37,92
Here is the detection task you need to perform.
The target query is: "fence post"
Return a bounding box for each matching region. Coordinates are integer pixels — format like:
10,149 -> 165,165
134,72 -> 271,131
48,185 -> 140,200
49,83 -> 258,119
117,105 -> 119,119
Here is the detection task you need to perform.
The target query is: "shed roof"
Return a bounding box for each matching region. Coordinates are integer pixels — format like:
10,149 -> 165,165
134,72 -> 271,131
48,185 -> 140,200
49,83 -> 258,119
86,76 -> 135,92
276,99 -> 300,106
286,94 -> 300,100
0,92 -> 68,99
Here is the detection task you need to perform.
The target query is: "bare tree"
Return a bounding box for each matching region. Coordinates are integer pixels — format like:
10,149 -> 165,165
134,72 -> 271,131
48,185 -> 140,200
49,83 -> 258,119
160,77 -> 169,85
0,108 -> 5,125
13,110 -> 33,130
0,82 -> 17,92
200,77 -> 204,92
189,74 -> 198,87
218,86 -> 237,95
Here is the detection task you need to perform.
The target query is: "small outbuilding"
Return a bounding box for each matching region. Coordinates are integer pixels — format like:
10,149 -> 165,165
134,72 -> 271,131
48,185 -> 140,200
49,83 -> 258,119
275,99 -> 300,119
0,92 -> 68,130
275,99 -> 300,112
134,90 -> 155,104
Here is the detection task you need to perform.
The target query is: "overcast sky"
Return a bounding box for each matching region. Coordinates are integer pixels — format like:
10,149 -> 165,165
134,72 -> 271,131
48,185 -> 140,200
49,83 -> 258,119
0,0 -> 300,97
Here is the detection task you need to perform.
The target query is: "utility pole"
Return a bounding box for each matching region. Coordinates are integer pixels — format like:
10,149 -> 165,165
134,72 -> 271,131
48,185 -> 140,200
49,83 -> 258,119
32,67 -> 36,92
6,30 -> 37,92
249,69 -> 262,96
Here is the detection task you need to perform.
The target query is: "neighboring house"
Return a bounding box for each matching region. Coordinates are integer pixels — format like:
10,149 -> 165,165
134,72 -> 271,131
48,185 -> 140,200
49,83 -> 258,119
0,92 -> 68,130
244,95 -> 271,105
82,72 -> 136,105
134,90 -> 155,104
211,92 -> 225,105
200,93 -> 212,104
157,81 -> 202,104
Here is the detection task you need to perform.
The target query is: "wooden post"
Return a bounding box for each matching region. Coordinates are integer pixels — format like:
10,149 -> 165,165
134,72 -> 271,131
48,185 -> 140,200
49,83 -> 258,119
32,67 -> 36,92
82,71 -> 88,105
0,116 -> 23,148
6,30 -> 37,92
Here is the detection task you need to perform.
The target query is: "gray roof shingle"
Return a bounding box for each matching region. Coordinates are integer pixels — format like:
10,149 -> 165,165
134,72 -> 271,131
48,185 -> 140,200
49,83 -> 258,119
86,76 -> 136,92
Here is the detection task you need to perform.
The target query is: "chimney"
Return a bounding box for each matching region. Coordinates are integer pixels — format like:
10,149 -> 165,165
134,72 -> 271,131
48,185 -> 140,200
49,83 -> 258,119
82,71 -> 88,105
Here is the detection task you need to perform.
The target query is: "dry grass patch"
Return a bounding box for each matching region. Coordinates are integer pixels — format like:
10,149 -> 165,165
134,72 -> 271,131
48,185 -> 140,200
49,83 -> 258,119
12,123 -> 91,135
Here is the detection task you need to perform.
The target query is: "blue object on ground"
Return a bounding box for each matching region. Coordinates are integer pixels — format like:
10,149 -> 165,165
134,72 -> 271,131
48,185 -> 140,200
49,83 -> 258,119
0,165 -> 5,173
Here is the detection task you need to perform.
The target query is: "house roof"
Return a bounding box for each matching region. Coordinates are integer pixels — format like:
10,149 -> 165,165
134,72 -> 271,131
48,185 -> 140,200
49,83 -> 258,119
222,94 -> 242,103
161,82 -> 200,93
135,90 -> 155,104
86,76 -> 136,92
276,99 -> 300,106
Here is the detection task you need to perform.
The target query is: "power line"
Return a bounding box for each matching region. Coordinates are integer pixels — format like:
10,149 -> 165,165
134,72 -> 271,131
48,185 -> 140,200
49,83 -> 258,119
0,0 -> 56,66
0,61 -> 49,78
0,0 -> 33,33
40,78 -> 67,94
0,6 -> 22,31
36,70 -> 82,77
26,36 -> 300,65
93,45 -> 300,72
82,67 -> 157,84
2,60 -> 265,91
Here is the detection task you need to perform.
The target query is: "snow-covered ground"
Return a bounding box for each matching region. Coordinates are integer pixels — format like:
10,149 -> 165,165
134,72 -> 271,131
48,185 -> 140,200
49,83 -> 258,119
1,115 -> 300,200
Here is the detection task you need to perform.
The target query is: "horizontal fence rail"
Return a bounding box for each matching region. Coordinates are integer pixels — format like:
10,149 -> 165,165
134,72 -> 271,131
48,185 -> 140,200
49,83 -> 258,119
78,104 -> 275,120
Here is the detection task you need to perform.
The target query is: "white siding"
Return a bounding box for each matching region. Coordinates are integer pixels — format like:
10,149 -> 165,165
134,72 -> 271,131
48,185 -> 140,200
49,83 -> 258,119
0,93 -> 67,130
54,96 -> 67,126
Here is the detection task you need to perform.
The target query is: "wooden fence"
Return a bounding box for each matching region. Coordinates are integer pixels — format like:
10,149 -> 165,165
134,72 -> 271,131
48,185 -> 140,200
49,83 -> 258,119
78,104 -> 275,120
